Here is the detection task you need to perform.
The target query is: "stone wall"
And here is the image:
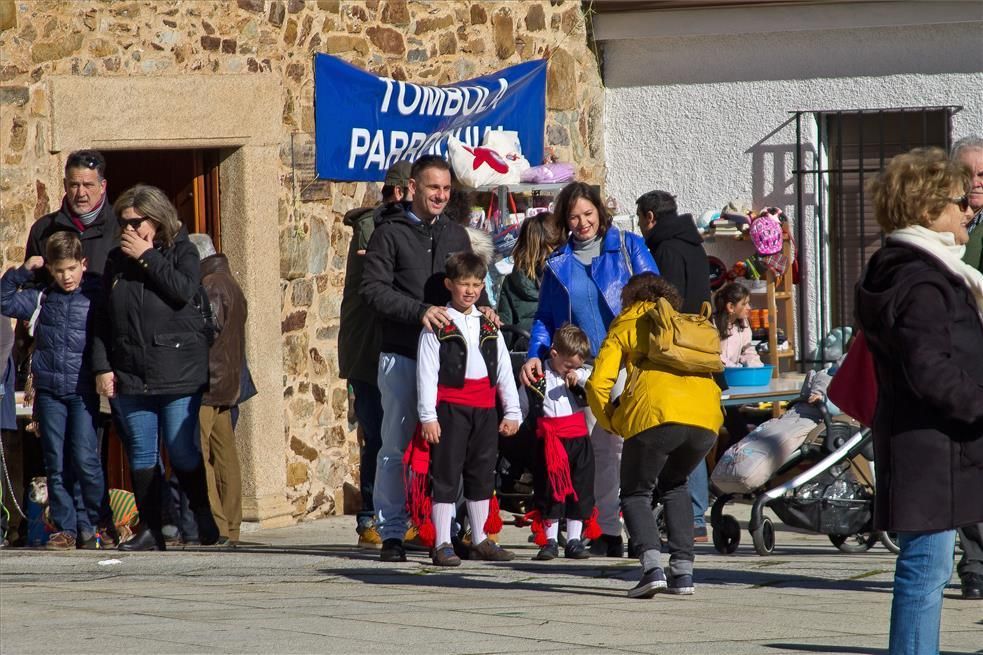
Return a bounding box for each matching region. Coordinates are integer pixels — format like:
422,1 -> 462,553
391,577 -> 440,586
0,0 -> 605,521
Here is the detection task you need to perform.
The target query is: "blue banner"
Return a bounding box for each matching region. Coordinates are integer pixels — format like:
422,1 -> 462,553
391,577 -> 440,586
314,54 -> 547,181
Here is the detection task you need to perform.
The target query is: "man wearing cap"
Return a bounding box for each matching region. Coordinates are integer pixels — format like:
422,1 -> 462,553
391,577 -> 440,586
339,160 -> 411,549
636,189 -> 714,544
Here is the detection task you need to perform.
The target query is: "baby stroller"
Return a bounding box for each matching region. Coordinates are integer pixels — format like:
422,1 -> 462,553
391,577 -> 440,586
709,404 -> 899,556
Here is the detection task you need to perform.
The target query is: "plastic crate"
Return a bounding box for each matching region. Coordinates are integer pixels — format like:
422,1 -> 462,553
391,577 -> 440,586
723,365 -> 774,387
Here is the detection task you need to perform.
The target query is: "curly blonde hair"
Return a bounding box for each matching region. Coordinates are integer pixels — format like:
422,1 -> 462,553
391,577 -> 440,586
869,147 -> 971,233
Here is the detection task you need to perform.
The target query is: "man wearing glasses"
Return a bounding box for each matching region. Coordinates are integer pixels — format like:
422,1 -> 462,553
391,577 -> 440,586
25,150 -> 118,280
952,135 -> 983,601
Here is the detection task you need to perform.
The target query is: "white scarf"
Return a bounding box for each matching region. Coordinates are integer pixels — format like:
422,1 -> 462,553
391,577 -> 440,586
888,224 -> 983,321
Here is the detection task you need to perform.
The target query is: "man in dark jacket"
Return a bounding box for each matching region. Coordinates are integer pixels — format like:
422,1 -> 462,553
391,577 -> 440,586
339,161 -> 410,549
636,189 -> 715,542
189,234 -> 247,547
952,136 -> 983,601
360,155 -> 491,562
26,150 -> 118,282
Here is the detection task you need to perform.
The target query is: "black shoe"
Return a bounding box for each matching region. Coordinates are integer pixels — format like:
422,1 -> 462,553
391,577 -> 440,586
589,533 -> 624,558
380,538 -> 407,562
173,466 -> 220,546
534,539 -> 559,561
564,538 -> 590,559
628,567 -> 667,599
119,528 -> 165,552
667,573 -> 695,595
961,573 -> 983,600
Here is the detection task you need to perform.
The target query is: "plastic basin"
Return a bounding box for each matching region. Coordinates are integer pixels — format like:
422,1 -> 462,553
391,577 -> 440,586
723,365 -> 774,387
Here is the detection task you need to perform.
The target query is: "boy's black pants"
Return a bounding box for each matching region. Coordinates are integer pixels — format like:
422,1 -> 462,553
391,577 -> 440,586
533,435 -> 595,521
430,402 -> 498,503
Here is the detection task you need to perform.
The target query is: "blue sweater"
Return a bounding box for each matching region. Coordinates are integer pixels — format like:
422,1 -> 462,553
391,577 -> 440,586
1,266 -> 103,396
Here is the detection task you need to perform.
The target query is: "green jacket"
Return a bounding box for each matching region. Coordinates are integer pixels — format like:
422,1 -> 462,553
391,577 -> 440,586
497,268 -> 540,350
963,227 -> 983,271
338,205 -> 383,385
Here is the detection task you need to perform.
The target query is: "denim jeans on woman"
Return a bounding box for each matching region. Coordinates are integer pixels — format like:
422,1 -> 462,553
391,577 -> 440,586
889,530 -> 956,655
115,394 -> 203,472
34,391 -> 112,536
620,423 -> 716,576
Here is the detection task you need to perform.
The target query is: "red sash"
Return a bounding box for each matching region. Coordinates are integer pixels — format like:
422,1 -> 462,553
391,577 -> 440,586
436,377 -> 496,408
535,412 -> 588,502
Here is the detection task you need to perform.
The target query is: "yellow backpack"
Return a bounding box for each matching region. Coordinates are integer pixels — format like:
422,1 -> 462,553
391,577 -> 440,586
645,298 -> 724,374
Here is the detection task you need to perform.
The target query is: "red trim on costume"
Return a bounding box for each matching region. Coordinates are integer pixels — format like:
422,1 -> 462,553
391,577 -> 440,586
485,494 -> 503,535
583,507 -> 602,540
535,413 -> 588,502
436,377 -> 496,408
522,509 -> 551,547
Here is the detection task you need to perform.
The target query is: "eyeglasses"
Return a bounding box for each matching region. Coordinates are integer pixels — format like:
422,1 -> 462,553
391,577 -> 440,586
949,195 -> 971,212
119,216 -> 147,230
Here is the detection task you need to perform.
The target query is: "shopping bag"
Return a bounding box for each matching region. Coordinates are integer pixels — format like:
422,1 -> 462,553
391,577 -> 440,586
826,331 -> 877,427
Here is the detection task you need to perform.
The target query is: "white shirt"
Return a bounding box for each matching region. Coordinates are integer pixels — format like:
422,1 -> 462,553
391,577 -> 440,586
519,360 -> 589,420
417,305 -> 521,424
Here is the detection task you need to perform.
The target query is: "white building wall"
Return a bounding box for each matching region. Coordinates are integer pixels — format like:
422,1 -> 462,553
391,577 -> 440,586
602,21 -> 983,362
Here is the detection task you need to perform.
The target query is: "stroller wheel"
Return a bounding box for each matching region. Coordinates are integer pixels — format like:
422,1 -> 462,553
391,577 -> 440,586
829,533 -> 876,553
712,514 -> 741,554
751,516 -> 776,556
878,531 -> 901,554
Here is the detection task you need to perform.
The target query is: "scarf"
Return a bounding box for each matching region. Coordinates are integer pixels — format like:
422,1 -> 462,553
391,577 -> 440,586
888,224 -> 983,322
64,193 -> 106,228
571,233 -> 602,265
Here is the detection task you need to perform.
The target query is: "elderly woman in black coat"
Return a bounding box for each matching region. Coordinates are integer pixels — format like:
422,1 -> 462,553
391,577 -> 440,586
856,147 -> 983,655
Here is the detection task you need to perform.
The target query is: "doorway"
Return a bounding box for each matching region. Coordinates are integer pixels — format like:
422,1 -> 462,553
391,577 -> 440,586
103,149 -> 223,251
99,148 -> 224,491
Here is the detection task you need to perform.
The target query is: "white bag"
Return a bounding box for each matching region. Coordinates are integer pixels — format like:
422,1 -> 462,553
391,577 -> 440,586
483,130 -> 530,177
447,136 -> 516,187
711,413 -> 818,494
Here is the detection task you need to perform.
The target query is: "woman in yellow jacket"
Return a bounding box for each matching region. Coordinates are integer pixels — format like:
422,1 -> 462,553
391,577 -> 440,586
587,273 -> 722,598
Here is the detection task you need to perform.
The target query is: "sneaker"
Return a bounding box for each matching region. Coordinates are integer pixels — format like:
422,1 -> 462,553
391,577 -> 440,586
668,573 -> 695,595
693,525 -> 708,544
470,538 -> 515,561
357,526 -> 383,550
961,573 -> 982,600
379,538 -> 407,562
431,542 -> 462,567
564,538 -> 590,560
628,567 -> 667,599
533,539 -> 559,561
45,531 -> 76,551
589,533 -> 624,558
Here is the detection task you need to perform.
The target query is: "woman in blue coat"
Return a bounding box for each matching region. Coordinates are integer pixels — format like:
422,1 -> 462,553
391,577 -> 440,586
520,182 -> 658,556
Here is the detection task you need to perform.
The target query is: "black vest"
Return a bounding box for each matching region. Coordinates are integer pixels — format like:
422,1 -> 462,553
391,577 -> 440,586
436,314 -> 499,388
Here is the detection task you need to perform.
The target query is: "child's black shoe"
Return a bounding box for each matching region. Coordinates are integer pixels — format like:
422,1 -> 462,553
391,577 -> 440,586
533,539 -> 559,560
564,538 -> 590,559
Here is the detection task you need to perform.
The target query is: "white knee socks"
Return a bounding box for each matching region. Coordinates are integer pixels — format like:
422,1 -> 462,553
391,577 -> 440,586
466,499 -> 489,544
567,519 -> 583,542
546,520 -> 559,541
432,502 -> 454,546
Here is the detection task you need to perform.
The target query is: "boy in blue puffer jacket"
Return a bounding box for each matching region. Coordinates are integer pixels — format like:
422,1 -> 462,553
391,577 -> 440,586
1,232 -> 116,550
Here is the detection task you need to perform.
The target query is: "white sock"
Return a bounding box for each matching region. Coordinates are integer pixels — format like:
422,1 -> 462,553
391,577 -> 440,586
466,498 -> 489,544
567,520 -> 583,542
545,520 -> 559,541
432,503 -> 454,546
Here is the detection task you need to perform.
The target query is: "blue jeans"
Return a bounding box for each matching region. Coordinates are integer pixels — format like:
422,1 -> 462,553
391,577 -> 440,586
350,379 -> 383,530
889,530 -> 956,655
375,353 -> 417,541
688,459 -> 709,528
34,391 -> 111,537
115,394 -> 203,472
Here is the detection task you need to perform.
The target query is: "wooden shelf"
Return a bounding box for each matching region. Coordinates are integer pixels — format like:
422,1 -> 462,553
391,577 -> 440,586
775,291 -> 793,300
764,238 -> 796,378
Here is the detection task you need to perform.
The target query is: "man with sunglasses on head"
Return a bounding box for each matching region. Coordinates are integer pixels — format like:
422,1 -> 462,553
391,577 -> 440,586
952,135 -> 983,602
25,150 -> 118,283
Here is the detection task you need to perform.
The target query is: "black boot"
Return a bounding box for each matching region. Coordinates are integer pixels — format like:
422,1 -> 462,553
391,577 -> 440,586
119,467 -> 166,551
174,465 -> 220,546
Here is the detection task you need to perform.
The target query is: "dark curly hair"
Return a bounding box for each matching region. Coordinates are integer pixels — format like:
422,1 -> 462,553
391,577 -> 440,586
620,272 -> 683,310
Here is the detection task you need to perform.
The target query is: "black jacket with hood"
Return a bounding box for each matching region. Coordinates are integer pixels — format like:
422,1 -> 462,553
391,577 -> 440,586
339,205 -> 383,384
92,227 -> 209,396
26,198 -> 119,283
644,212 -> 711,314
359,202 -> 484,360
856,241 -> 983,532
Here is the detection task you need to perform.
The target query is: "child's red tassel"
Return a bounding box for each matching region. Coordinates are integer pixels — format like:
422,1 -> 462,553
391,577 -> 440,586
484,493 -> 503,535
583,507 -> 602,541
522,509 -> 550,547
403,424 -> 436,548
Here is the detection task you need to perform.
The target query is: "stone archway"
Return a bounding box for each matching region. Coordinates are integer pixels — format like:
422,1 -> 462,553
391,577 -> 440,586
48,74 -> 292,526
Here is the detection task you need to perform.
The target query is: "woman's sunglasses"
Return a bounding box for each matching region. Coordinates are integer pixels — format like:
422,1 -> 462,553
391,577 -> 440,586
949,195 -> 971,212
119,216 -> 147,230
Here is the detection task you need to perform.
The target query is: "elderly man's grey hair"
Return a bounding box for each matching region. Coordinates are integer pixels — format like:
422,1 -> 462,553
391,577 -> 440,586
951,135 -> 983,160
188,233 -> 217,261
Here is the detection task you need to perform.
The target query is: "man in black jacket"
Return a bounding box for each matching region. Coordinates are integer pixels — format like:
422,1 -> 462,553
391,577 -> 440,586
26,150 -> 118,281
636,189 -> 714,542
360,155 -> 491,562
